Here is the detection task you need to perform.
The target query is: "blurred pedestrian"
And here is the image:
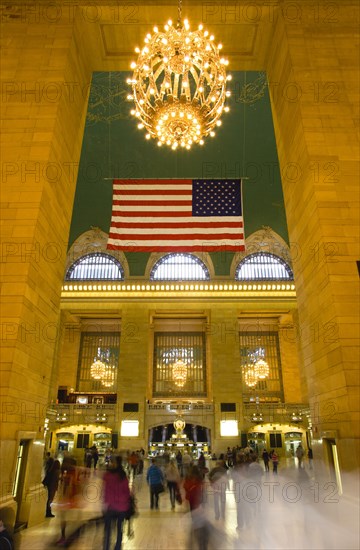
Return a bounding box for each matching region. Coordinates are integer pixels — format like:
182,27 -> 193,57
308,447 -> 313,469
296,444 -> 305,468
182,451 -> 192,479
43,452 -> 54,476
209,460 -> 228,520
165,459 -> 181,510
184,465 -> 209,549
103,456 -> 131,550
262,449 -> 270,472
146,458 -> 164,510
0,519 -> 14,550
84,447 -> 92,470
198,452 -> 207,478
176,450 -> 183,477
56,458 -> 81,545
91,445 -> 99,470
232,454 -> 251,530
43,459 -> 61,517
271,450 -> 279,474
129,451 -> 139,479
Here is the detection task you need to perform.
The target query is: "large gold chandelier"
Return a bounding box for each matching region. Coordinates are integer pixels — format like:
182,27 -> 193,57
127,0 -> 231,150
90,359 -> 106,380
243,353 -> 270,388
172,358 -> 188,387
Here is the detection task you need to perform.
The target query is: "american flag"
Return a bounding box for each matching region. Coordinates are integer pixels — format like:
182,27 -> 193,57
107,179 -> 245,252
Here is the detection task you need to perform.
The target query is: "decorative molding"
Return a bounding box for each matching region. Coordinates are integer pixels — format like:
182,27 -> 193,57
66,228 -> 129,278
230,227 -> 292,277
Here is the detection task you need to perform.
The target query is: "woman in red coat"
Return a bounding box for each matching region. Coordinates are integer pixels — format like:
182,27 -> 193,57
103,456 -> 131,550
184,465 -> 211,549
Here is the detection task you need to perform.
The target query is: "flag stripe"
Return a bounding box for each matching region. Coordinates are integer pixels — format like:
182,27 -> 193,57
114,191 -> 192,200
107,179 -> 245,252
110,230 -> 243,242
113,179 -> 192,186
113,200 -> 193,207
110,221 -> 243,229
107,243 -> 245,252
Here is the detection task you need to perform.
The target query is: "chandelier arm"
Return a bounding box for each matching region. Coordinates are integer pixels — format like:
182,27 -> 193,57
150,68 -> 163,99
177,0 -> 182,28
173,73 -> 180,98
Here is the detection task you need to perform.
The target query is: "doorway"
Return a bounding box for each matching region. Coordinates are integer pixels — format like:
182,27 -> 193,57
324,438 -> 343,495
13,439 -> 30,525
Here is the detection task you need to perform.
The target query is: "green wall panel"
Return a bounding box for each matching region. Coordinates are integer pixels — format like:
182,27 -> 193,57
69,71 -> 288,276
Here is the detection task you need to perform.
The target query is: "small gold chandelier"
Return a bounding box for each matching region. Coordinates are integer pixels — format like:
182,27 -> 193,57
127,0 -> 231,150
254,358 -> 270,379
172,358 -> 188,387
243,364 -> 258,388
90,359 -> 106,380
102,365 -> 116,387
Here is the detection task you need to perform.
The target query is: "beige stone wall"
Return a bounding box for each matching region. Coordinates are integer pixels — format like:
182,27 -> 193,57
0,8 -> 94,524
116,305 -> 149,446
279,316 -> 307,403
265,3 -> 360,469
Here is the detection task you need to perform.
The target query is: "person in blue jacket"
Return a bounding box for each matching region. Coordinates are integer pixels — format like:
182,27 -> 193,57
146,458 -> 164,509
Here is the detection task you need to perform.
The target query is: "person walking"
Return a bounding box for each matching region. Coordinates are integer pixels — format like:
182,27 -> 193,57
176,450 -> 183,477
262,449 -> 270,472
103,455 -> 131,550
43,459 -> 61,517
146,458 -> 164,510
84,447 -> 92,470
208,460 -> 228,520
182,451 -> 192,479
198,452 -> 207,479
165,459 -> 181,510
91,445 -> 99,470
295,444 -> 305,468
43,452 -> 54,476
308,447 -> 313,469
271,450 -> 279,474
184,465 -> 209,549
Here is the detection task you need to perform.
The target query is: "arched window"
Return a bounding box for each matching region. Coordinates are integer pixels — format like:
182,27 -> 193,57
65,253 -> 124,281
235,253 -> 293,281
150,253 -> 210,281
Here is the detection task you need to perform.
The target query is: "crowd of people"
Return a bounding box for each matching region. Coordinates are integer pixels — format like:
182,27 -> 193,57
19,442 -> 315,549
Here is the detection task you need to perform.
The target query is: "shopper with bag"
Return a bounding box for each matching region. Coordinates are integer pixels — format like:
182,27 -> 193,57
146,458 -> 165,510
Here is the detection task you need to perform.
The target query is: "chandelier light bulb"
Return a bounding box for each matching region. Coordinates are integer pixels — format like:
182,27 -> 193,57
129,11 -> 230,150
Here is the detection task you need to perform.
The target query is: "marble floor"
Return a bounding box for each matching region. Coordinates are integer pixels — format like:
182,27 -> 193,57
13,462 -> 359,550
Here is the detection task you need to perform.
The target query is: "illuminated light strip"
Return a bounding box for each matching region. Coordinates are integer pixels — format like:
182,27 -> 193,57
61,283 -> 296,293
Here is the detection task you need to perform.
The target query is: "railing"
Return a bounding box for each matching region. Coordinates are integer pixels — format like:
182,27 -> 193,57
48,403 -> 117,425
243,402 -> 310,425
147,402 -> 214,414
